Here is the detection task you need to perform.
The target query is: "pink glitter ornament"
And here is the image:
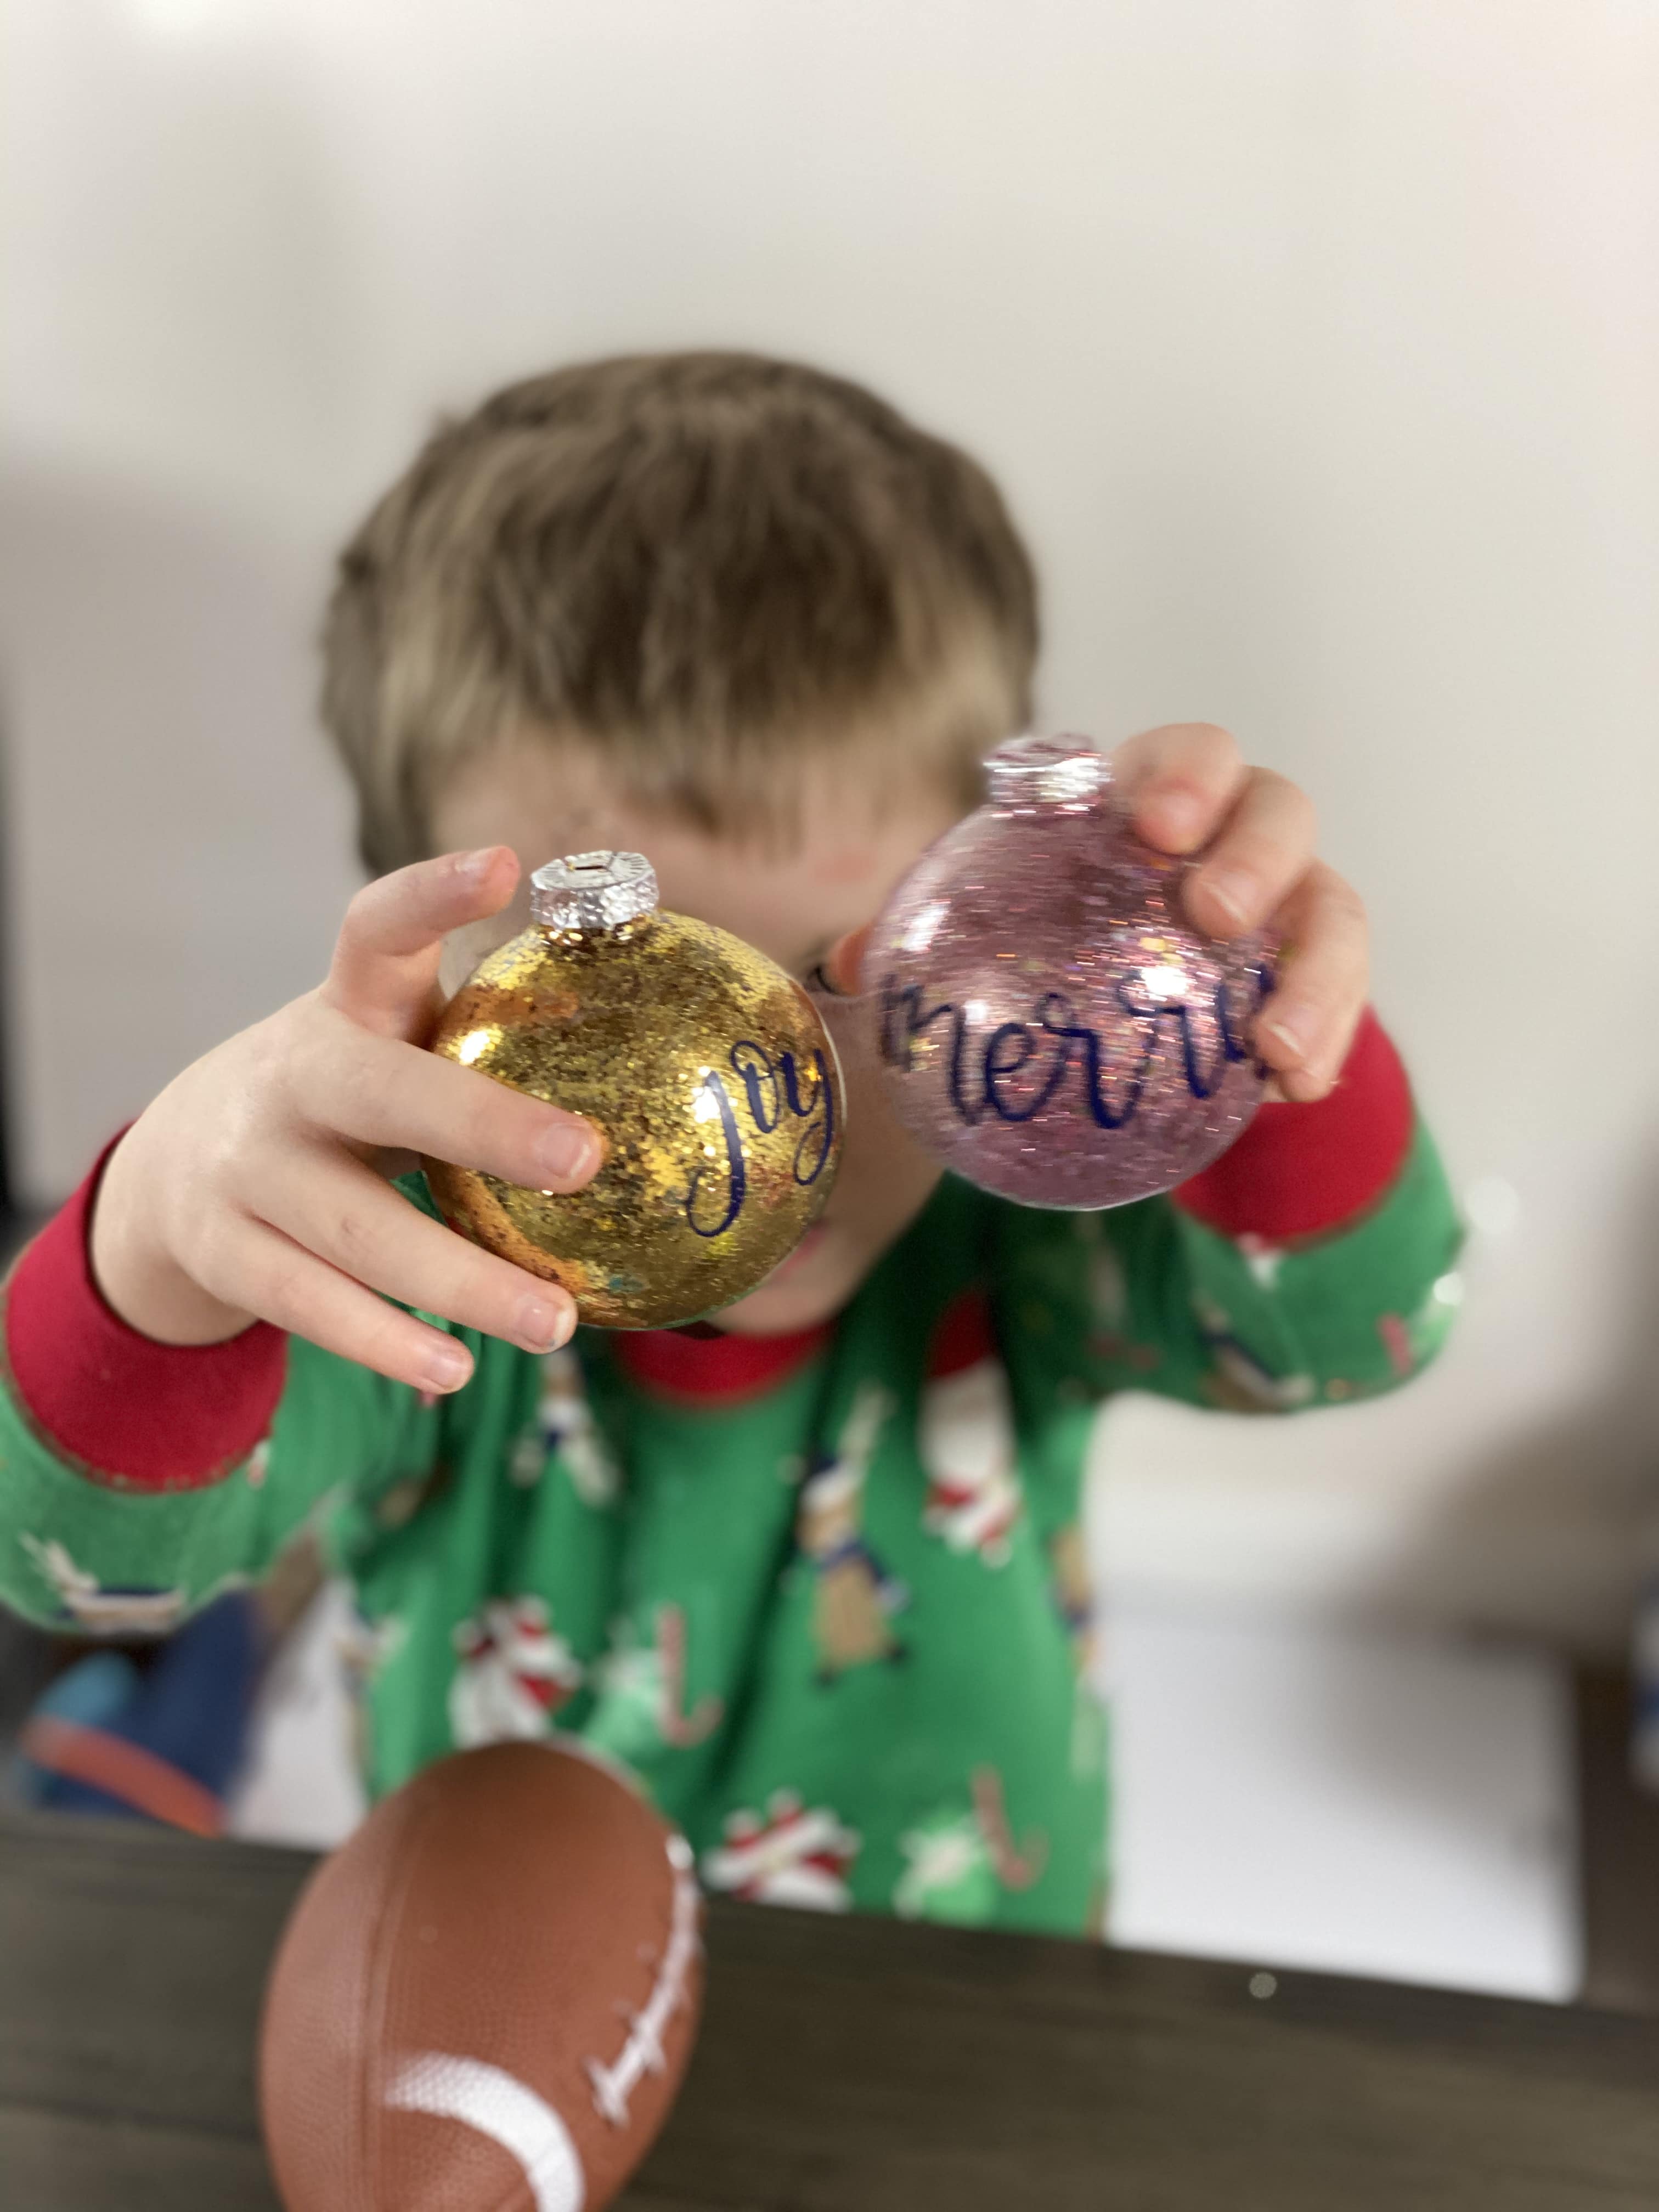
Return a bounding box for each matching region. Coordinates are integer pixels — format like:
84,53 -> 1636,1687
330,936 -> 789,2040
860,735 -> 1276,1210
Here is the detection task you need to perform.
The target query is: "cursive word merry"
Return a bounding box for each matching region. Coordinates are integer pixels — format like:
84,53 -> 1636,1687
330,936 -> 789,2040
877,964 -> 1273,1132
684,1040 -> 838,1238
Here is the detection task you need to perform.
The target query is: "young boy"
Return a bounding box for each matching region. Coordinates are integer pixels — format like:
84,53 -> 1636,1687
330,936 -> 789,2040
0,353 -> 1458,1929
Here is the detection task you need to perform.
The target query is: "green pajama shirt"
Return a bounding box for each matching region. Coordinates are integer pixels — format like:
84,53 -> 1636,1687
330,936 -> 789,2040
0,1130 -> 1459,1935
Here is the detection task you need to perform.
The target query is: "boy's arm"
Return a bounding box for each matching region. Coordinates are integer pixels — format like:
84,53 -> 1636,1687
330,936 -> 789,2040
995,1009 -> 1462,1434
0,844 -> 604,1635
0,1146 -> 443,1634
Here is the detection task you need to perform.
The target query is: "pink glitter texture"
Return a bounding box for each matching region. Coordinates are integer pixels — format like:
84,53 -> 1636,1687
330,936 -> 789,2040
860,735 -> 1275,1210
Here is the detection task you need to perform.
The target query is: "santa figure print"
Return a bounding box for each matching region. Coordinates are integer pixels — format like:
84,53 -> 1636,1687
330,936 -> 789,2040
448,1595 -> 584,1748
918,1291 -> 1022,1568
702,1788 -> 860,1910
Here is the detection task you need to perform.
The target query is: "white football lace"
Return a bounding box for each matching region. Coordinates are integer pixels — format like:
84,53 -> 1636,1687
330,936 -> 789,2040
385,2051 -> 586,2212
585,1834 -> 700,2128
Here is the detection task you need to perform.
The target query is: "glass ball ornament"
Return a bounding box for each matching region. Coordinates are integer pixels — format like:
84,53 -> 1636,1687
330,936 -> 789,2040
859,735 -> 1276,1210
425,851 -> 844,1328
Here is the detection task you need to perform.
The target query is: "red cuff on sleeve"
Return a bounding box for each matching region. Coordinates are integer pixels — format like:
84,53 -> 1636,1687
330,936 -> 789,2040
1,1135 -> 287,1493
1172,1008 -> 1415,1244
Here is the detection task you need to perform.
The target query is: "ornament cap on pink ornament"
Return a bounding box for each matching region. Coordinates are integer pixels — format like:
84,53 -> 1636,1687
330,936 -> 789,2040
860,732 -> 1277,1212
984,731 -> 1111,808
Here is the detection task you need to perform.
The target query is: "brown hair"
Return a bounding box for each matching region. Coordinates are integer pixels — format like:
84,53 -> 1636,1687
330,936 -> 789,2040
321,352 -> 1038,873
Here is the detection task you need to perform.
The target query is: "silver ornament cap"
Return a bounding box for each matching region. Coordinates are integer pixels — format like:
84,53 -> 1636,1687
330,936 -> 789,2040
531,850 -> 659,934
986,733 -> 1109,808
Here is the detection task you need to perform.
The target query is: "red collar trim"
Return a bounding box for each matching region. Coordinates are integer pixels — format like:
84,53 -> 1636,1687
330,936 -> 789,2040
608,1321 -> 832,1406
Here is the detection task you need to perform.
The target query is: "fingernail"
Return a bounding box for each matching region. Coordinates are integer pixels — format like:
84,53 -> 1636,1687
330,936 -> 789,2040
537,1125 -> 599,1184
1278,1064 -> 1332,1103
515,1296 -> 571,1353
1265,1008 -> 1336,1075
422,1342 -> 472,1392
455,847 -> 499,883
1203,868 -> 1256,929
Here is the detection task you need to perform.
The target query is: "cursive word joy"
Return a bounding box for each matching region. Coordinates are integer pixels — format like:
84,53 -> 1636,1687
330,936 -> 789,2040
684,1041 -> 838,1238
877,965 -> 1273,1132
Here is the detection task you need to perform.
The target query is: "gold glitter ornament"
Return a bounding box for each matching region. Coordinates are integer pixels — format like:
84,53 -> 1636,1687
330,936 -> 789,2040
424,851 -> 844,1330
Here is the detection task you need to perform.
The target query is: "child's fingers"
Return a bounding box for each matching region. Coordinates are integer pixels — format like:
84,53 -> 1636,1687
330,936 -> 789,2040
321,848 -> 521,1037
204,1216 -> 481,1394
289,1016 -> 602,1193
1255,862 -> 1370,1102
1183,769 -> 1318,939
253,1152 -> 577,1359
825,923 -> 873,996
1111,724 -> 1250,854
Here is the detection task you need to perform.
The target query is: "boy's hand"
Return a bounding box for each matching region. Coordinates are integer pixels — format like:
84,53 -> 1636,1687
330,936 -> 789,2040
1114,723 -> 1368,1104
91,849 -> 601,1393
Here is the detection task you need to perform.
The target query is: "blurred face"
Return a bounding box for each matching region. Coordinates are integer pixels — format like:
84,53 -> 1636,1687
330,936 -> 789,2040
431,741 -> 963,1335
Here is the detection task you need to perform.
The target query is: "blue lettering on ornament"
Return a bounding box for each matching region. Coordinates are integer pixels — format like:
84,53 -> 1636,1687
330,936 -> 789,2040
682,1040 -> 838,1239
730,1041 -> 781,1133
983,1021 -> 1041,1119
877,963 -> 1274,1133
777,1045 -> 837,1188
684,1070 -> 748,1238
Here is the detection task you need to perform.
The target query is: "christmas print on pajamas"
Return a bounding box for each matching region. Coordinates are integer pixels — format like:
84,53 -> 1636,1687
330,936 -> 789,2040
0,1013 -> 1459,1936
895,1769 -> 1048,1922
702,1791 -> 861,1910
797,1384 -> 908,1679
919,1291 -> 1022,1567
514,1346 -> 620,1504
447,1595 -> 584,1747
586,1605 -> 725,1765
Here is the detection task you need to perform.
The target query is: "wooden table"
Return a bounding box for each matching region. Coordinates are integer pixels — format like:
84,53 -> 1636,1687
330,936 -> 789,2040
5,1809 -> 1659,2210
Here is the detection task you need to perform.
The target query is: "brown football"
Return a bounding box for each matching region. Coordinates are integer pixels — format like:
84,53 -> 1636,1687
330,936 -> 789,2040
258,1739 -> 703,2212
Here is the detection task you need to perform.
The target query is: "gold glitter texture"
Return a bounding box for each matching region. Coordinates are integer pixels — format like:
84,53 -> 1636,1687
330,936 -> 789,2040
425,898 -> 843,1330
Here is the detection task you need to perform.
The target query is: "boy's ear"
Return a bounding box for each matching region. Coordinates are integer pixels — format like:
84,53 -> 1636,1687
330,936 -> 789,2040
823,924 -> 873,996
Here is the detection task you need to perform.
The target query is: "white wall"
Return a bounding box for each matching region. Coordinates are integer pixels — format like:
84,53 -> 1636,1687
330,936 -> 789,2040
3,0 -> 1656,1645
